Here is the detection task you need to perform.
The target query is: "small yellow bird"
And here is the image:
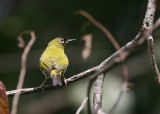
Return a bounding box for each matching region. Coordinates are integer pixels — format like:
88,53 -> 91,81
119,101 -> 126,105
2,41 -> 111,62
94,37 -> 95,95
40,37 -> 76,86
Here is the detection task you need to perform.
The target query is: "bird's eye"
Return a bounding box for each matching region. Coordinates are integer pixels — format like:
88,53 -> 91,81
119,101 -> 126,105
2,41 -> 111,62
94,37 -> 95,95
59,38 -> 64,44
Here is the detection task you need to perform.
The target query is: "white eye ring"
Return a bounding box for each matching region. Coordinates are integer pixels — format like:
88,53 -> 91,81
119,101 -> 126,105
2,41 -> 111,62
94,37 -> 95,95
59,38 -> 64,44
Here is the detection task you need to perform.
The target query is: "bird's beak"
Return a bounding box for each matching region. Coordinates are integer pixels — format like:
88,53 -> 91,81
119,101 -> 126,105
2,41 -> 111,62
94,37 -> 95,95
65,39 -> 76,43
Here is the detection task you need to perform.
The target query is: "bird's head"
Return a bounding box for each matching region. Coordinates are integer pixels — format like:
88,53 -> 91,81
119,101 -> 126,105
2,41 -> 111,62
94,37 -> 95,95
48,37 -> 76,49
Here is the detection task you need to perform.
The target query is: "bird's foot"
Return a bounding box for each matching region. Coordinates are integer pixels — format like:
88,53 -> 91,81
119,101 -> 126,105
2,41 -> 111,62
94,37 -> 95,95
40,78 -> 47,93
40,84 -> 45,93
63,78 -> 67,86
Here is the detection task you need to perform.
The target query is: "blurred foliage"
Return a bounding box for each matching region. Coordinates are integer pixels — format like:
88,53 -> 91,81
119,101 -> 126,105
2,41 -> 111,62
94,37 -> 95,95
0,0 -> 160,114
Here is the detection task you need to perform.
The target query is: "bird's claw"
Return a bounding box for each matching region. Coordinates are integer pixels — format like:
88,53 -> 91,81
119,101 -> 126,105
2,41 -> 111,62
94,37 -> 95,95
63,78 -> 67,86
40,84 -> 45,93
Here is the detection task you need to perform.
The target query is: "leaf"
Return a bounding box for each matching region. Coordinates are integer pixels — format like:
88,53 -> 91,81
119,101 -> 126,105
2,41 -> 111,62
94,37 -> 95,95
0,81 -> 9,114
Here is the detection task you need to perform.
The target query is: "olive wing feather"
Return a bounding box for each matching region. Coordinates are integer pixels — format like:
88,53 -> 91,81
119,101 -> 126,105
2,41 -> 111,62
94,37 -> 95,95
40,48 -> 68,76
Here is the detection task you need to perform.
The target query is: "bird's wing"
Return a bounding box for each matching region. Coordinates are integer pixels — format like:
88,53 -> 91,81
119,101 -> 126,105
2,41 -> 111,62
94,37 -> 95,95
52,56 -> 68,73
40,47 -> 68,74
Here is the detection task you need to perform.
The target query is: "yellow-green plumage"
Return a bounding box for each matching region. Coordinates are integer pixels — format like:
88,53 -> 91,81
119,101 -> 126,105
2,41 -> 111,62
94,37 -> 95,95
40,37 -> 75,86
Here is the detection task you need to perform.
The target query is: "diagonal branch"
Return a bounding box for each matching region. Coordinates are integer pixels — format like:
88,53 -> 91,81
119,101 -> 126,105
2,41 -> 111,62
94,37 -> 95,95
76,10 -> 120,50
108,82 -> 127,114
75,97 -> 88,114
108,63 -> 128,114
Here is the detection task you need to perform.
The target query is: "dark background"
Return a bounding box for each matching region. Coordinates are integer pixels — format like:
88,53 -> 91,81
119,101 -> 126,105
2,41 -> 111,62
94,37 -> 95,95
0,0 -> 160,114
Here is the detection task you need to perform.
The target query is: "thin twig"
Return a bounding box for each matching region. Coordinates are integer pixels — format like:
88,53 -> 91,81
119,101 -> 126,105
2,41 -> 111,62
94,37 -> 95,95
76,97 -> 88,114
153,18 -> 160,30
152,17 -> 160,37
76,10 -> 120,50
108,82 -> 127,114
108,63 -> 128,114
147,36 -> 160,84
147,17 -> 160,83
10,31 -> 36,114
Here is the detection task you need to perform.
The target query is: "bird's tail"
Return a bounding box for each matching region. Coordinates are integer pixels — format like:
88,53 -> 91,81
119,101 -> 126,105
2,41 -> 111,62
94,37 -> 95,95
52,75 -> 62,86
51,70 -> 62,86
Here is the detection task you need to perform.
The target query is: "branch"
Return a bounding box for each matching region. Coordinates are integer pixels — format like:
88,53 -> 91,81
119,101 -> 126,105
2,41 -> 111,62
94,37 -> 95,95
7,66 -> 98,96
75,97 -> 88,114
93,74 -> 106,114
108,82 -> 127,114
10,31 -> 36,114
76,10 -> 120,50
153,18 -> 160,30
107,63 -> 128,114
147,36 -> 160,84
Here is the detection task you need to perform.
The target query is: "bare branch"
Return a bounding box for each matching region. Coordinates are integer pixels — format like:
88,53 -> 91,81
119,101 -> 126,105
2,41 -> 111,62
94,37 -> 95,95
93,74 -> 106,114
107,63 -> 128,114
76,97 -> 88,114
7,66 -> 98,96
153,18 -> 160,30
152,17 -> 160,37
147,36 -> 160,84
108,82 -> 127,114
10,31 -> 36,114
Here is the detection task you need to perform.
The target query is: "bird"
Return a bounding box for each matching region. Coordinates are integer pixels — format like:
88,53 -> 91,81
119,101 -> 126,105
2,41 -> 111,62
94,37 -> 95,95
39,37 -> 76,86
